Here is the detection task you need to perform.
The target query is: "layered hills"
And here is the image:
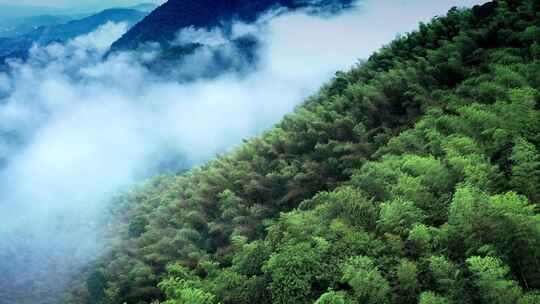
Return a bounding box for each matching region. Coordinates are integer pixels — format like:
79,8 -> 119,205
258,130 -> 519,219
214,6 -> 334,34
0,8 -> 148,64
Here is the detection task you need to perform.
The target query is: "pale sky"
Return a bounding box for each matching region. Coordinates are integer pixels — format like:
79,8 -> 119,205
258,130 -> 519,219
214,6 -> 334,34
0,0 -> 166,9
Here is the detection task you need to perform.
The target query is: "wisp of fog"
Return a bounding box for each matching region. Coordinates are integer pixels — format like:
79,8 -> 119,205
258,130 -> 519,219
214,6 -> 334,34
0,0 -> 487,302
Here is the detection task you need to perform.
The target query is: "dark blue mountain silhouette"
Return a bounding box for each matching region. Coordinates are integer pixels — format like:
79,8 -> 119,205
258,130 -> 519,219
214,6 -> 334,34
111,0 -> 354,51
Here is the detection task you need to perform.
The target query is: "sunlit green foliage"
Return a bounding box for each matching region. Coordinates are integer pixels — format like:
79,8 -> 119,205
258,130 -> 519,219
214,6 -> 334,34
467,256 -> 523,304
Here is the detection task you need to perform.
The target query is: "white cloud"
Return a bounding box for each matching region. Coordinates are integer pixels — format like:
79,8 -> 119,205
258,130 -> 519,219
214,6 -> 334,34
71,21 -> 129,53
176,27 -> 229,47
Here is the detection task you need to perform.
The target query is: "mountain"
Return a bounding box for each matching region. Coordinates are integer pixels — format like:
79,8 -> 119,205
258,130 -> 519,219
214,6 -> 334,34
108,0 -> 354,79
110,0 -> 354,51
23,8 -> 147,43
0,15 -> 76,38
127,3 -> 161,12
0,5 -> 62,20
0,3 -> 159,39
67,1 -> 540,304
0,8 -> 148,64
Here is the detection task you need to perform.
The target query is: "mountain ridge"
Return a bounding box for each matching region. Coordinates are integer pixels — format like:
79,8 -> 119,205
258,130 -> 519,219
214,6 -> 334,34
0,8 -> 148,65
67,1 -> 540,304
110,0 -> 354,51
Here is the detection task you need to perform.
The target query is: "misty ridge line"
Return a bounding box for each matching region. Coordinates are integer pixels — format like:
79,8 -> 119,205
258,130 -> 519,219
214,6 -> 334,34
0,4 -> 368,302
0,1 -> 489,303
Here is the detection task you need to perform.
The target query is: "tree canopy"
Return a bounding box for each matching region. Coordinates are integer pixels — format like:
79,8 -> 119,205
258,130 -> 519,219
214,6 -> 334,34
67,1 -> 540,303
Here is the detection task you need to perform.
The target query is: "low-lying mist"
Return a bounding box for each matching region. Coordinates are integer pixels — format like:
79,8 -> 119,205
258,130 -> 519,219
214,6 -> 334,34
0,1 -> 487,303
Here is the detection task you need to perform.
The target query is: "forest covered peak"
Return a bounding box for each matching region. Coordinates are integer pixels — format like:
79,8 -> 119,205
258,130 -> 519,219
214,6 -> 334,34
66,0 -> 540,304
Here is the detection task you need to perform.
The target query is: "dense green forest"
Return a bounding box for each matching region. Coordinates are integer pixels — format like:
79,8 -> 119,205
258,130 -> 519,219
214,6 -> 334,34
70,1 -> 540,303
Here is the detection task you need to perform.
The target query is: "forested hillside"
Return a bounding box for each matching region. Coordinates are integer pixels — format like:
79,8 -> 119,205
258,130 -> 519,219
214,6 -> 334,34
73,1 -> 540,303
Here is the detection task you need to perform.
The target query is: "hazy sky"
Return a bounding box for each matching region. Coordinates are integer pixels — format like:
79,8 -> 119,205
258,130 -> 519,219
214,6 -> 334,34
0,0 -> 166,9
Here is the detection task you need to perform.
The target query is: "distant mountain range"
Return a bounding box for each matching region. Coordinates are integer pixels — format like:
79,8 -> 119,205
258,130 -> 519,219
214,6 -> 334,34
0,8 -> 149,65
0,3 -> 158,39
0,3 -> 159,19
0,0 -> 353,74
0,15 -> 78,38
0,5 -> 65,20
0,0 -> 355,78
105,0 -> 354,79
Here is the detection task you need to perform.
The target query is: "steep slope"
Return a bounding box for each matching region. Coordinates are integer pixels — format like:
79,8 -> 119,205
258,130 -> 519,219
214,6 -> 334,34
127,3 -> 161,13
71,1 -> 540,304
110,0 -> 353,51
0,8 -> 147,63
